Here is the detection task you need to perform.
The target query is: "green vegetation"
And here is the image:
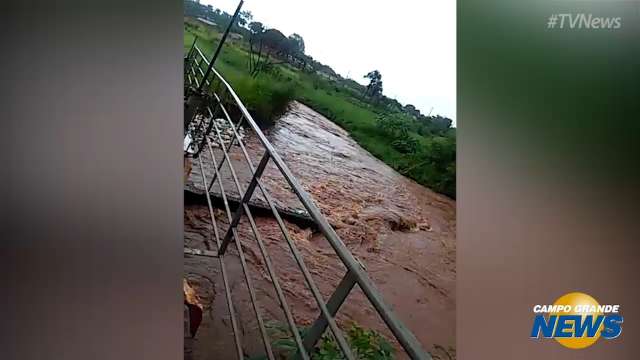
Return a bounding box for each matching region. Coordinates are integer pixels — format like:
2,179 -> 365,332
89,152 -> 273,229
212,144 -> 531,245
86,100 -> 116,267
184,25 -> 296,124
184,2 -> 456,198
258,321 -> 394,360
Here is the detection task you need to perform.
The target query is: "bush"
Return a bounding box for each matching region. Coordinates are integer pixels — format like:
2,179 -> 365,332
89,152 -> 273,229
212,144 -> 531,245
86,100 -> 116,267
313,324 -> 395,360
391,138 -> 418,154
232,75 -> 296,125
257,322 -> 395,360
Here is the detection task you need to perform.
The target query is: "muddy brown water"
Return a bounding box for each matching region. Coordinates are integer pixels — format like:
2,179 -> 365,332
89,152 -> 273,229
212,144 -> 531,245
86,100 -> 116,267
184,101 -> 456,359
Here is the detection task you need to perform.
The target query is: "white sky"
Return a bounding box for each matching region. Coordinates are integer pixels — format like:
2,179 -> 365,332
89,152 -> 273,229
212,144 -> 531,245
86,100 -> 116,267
201,0 -> 456,122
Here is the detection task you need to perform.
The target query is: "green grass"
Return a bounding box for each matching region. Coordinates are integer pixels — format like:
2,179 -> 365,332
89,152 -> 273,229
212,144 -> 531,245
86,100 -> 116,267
184,20 -> 455,197
258,321 -> 395,360
185,23 -> 296,124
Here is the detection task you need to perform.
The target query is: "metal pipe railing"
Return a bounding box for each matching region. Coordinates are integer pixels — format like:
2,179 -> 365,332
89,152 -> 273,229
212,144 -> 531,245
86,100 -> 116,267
190,103 -> 275,359
207,103 -> 355,359
194,156 -> 244,359
184,42 -> 430,360
204,134 -> 310,360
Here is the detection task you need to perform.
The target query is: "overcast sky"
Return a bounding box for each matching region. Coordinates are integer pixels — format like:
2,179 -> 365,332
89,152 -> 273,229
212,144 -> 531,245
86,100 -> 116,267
200,0 -> 456,122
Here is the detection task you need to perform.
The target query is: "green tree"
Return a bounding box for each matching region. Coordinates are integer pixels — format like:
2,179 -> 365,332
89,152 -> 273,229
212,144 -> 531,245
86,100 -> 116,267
238,10 -> 253,27
248,21 -> 265,35
288,33 -> 305,54
364,70 -> 383,99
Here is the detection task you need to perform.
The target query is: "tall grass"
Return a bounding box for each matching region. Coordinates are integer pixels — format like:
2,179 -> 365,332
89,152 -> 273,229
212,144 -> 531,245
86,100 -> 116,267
185,25 -> 296,125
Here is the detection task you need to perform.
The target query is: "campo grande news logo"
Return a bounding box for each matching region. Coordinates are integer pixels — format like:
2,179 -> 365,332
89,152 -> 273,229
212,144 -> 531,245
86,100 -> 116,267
530,292 -> 623,349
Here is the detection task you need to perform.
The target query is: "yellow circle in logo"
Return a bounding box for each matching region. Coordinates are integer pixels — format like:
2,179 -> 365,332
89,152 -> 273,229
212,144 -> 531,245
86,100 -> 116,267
551,292 -> 603,349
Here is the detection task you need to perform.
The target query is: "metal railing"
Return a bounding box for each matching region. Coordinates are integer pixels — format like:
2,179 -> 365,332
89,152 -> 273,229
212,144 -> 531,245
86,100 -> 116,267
184,40 -> 430,360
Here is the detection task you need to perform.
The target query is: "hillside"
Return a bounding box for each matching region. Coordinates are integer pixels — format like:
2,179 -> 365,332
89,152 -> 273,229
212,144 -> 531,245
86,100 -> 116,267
183,4 -> 455,198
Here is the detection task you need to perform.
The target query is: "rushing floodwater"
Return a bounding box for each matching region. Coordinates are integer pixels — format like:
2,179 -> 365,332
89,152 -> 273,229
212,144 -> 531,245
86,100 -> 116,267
184,101 -> 456,359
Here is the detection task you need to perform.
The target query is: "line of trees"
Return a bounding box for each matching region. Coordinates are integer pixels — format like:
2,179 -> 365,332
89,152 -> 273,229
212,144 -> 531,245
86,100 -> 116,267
184,1 -> 345,78
247,24 -> 308,76
185,1 -> 453,127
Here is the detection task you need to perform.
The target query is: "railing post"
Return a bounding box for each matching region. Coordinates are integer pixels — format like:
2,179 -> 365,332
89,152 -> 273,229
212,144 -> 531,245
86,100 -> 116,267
198,0 -> 244,92
184,35 -> 197,69
295,270 -> 357,358
218,151 -> 271,255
